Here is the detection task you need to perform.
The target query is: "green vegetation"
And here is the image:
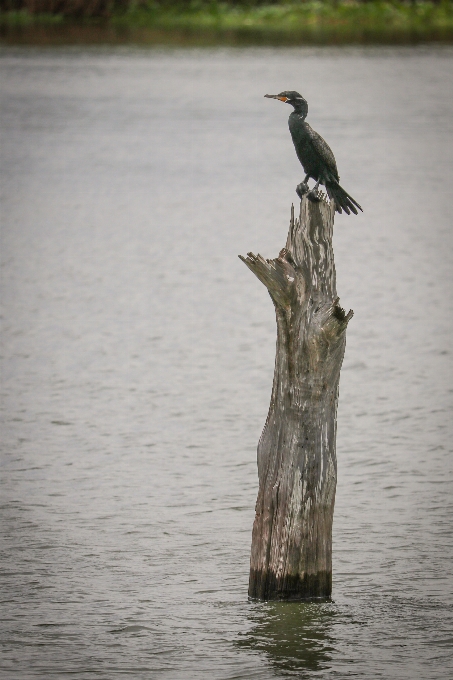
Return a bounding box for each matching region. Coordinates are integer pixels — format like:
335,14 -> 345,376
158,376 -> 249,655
2,1 -> 453,46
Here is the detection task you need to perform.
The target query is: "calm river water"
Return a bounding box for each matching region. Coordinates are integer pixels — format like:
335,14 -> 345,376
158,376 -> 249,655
1,46 -> 452,679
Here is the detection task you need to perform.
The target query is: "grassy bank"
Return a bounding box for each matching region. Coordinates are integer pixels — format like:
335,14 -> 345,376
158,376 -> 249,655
2,1 -> 453,46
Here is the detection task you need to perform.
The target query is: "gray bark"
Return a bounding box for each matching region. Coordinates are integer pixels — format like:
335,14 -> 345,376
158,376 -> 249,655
239,196 -> 352,600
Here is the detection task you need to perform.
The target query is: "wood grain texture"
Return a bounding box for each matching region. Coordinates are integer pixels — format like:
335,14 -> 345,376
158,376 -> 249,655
239,196 -> 352,600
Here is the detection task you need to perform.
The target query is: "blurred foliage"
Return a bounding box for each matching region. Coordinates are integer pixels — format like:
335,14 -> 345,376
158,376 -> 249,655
0,0 -> 120,17
0,0 -> 450,19
1,1 -> 453,44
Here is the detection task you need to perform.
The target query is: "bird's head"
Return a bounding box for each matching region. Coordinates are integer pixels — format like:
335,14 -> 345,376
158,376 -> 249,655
264,91 -> 308,118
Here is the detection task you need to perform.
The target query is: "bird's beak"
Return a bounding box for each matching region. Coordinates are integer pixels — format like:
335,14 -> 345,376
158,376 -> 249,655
264,94 -> 288,102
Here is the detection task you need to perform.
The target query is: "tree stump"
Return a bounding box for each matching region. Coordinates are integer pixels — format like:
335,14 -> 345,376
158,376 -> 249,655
239,195 -> 352,600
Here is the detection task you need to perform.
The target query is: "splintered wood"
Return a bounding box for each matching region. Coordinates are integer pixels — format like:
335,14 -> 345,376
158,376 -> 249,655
239,196 -> 352,600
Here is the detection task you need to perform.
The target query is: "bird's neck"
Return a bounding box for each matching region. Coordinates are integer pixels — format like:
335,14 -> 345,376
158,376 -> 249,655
292,103 -> 308,118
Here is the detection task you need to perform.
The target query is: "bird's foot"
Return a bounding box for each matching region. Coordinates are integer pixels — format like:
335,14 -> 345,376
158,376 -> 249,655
296,182 -> 309,199
307,189 -> 321,203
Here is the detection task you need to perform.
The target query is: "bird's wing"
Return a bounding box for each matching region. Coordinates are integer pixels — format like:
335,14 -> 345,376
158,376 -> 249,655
305,124 -> 339,181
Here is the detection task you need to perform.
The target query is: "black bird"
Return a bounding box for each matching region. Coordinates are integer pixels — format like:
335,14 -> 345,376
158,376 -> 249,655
265,91 -> 362,215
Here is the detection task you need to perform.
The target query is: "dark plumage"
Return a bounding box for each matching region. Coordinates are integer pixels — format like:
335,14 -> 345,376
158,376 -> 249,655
265,90 -> 362,215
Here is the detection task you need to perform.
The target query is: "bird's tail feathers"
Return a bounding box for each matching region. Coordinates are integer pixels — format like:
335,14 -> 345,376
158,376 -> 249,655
325,180 -> 362,216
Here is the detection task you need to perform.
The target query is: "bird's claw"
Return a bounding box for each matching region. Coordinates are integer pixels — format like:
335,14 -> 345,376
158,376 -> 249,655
307,189 -> 321,203
296,182 -> 309,199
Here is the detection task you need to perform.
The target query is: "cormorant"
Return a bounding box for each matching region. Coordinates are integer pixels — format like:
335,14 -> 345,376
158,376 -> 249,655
265,91 -> 362,215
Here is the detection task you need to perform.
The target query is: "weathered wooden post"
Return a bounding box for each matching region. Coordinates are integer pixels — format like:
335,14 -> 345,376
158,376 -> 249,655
239,195 -> 352,600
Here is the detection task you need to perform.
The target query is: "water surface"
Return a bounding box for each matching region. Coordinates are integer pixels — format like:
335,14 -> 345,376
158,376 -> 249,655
1,46 -> 452,678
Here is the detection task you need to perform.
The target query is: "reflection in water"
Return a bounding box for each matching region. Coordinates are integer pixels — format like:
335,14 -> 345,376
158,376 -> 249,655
237,601 -> 336,676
